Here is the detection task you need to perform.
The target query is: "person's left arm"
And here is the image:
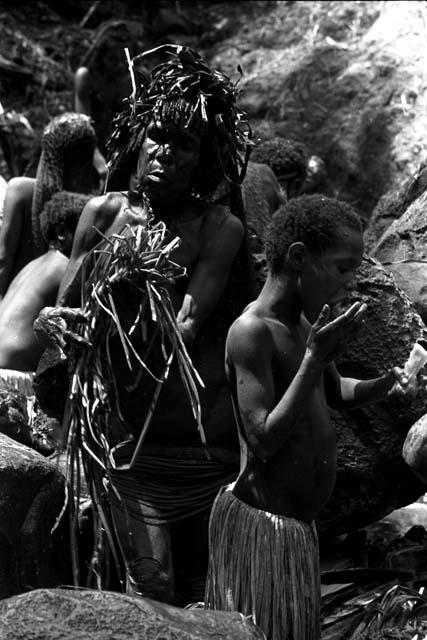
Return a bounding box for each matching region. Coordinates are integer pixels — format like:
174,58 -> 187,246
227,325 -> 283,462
323,361 -> 398,409
177,207 -> 244,345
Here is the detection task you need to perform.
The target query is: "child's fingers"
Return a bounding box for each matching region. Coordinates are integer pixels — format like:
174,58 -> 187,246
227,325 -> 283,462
313,304 -> 330,328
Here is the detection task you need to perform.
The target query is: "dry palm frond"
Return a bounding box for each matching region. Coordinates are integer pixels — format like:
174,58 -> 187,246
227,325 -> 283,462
59,219 -> 204,588
349,583 -> 427,640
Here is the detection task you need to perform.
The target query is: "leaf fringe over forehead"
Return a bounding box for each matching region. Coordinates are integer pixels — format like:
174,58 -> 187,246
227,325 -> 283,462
106,44 -> 252,194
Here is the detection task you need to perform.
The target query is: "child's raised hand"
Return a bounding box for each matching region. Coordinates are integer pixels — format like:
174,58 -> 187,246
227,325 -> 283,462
307,301 -> 367,364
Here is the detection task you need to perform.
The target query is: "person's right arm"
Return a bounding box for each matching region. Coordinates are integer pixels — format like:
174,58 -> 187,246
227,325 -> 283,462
228,302 -> 367,462
56,194 -> 119,306
0,177 -> 33,300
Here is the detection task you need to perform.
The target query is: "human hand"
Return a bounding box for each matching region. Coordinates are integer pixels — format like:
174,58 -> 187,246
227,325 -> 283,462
389,342 -> 427,397
33,306 -> 90,360
306,301 -> 367,365
388,366 -> 427,397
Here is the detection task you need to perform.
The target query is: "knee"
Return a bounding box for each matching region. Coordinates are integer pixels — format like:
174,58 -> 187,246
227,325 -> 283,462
127,557 -> 174,603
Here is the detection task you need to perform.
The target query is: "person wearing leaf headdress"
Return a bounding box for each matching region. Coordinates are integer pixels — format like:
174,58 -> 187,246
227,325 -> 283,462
48,44 -> 255,604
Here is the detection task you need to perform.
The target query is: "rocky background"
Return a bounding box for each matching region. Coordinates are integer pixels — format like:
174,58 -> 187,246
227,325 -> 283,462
1,2 -> 427,631
1,0 -> 427,218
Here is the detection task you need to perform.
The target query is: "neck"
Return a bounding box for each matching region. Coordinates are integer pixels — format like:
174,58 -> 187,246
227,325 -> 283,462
257,270 -> 302,325
151,194 -> 198,224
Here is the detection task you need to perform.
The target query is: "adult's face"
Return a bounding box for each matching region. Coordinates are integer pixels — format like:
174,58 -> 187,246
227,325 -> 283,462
137,118 -> 201,206
299,226 -> 364,323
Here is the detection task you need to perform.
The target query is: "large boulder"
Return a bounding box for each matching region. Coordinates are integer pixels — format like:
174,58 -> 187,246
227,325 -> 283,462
371,189 -> 427,323
403,413 -> 427,484
364,161 -> 427,251
209,1 -> 427,216
317,256 -> 427,538
0,387 -> 32,448
0,588 -> 265,639
0,434 -> 70,597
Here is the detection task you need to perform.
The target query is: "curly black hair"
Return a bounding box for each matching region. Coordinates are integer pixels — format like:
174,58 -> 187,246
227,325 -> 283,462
39,191 -> 91,254
251,136 -> 308,183
265,194 -> 363,274
106,44 -> 251,198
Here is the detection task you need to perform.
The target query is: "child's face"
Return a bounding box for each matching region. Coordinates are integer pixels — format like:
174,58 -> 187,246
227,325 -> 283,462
300,226 -> 364,322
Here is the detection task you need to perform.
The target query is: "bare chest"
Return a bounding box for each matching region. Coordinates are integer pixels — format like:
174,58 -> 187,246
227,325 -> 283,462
167,215 -> 205,272
108,200 -> 148,237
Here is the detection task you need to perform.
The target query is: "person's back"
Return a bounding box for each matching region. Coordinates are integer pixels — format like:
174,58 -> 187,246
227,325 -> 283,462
0,176 -> 35,295
0,190 -> 89,376
0,249 -> 68,372
0,113 -> 95,301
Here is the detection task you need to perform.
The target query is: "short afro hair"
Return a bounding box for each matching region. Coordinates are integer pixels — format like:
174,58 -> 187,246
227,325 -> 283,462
251,137 -> 308,183
39,191 -> 91,252
265,194 -> 363,275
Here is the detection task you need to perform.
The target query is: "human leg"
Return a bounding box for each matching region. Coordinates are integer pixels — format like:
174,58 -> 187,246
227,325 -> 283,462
109,496 -> 175,603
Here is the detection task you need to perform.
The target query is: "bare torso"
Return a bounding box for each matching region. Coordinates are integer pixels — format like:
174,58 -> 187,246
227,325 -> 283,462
0,249 -> 68,371
59,191 -> 241,450
227,309 -> 337,522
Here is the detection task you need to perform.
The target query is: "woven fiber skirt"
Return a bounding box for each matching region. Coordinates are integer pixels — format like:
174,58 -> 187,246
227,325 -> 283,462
205,486 -> 320,640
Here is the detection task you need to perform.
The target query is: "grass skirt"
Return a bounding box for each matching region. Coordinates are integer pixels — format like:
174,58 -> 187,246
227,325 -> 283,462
204,486 -> 320,640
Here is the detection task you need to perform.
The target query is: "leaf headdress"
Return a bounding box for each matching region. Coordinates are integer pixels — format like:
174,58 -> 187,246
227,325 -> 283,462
106,44 -> 251,197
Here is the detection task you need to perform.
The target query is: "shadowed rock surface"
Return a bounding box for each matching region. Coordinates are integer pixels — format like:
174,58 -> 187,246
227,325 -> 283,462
0,434 -> 70,598
403,413 -> 427,485
0,588 -> 265,639
364,161 -> 427,251
371,189 -> 427,323
317,257 -> 427,538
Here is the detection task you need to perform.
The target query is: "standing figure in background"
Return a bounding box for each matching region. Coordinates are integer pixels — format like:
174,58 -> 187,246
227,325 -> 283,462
73,20 -> 139,189
0,113 -> 95,301
250,136 -> 308,200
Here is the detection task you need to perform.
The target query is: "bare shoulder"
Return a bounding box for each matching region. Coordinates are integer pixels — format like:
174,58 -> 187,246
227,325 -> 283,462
74,66 -> 91,86
202,202 -> 244,244
80,191 -> 125,227
5,177 -> 35,201
227,308 -> 271,363
72,191 -> 125,255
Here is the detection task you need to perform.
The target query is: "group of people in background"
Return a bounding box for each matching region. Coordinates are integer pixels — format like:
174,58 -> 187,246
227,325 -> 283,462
0,27 -> 419,640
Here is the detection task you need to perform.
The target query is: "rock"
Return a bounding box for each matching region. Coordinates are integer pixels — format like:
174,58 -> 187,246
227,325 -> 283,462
402,413 -> 427,483
364,161 -> 427,251
317,256 -> 427,538
211,1 -> 427,215
371,189 -> 427,323
0,588 -> 265,639
0,434 -> 70,597
0,386 -> 32,448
